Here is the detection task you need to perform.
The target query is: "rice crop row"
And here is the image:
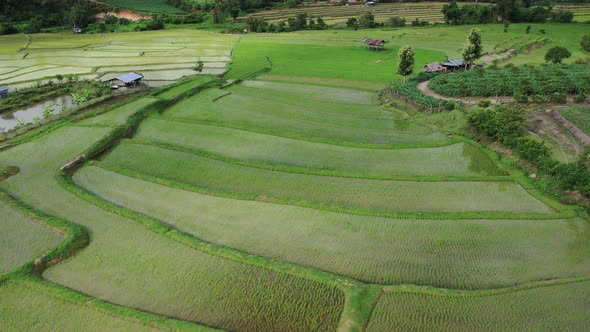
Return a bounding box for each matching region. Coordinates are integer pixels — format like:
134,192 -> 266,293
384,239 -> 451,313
367,281 -> 590,331
162,84 -> 449,147
0,30 -> 236,87
0,107 -> 344,331
0,201 -> 62,274
134,118 -> 504,178
429,64 -> 590,97
74,165 -> 590,289
80,97 -> 160,126
102,0 -> 185,13
99,141 -> 553,214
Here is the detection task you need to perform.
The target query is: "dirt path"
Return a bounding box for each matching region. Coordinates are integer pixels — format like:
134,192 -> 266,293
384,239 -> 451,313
417,80 -> 515,106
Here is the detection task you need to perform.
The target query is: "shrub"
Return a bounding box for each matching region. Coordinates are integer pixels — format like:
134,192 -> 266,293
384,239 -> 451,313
514,93 -> 529,103
515,137 -> 554,168
0,23 -> 19,35
550,92 -> 567,103
477,99 -> 491,108
411,18 -> 429,26
531,94 -> 546,103
358,12 -> 376,28
346,17 -> 358,29
545,46 -> 571,64
582,35 -> 590,52
389,16 -> 406,27
553,10 -> 574,23
574,93 -> 587,103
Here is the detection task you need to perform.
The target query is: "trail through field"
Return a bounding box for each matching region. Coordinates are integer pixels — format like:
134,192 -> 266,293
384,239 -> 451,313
417,80 -> 514,105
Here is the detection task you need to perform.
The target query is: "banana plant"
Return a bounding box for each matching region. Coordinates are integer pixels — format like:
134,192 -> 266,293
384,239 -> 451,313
42,104 -> 55,118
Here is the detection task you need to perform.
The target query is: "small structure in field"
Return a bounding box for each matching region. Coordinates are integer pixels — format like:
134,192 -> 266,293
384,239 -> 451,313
441,59 -> 483,71
363,37 -> 386,51
73,27 -> 83,34
422,62 -> 446,73
111,72 -> 144,88
0,86 -> 9,99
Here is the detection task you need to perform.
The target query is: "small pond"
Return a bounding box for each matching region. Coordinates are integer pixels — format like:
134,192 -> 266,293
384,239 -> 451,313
0,95 -> 74,132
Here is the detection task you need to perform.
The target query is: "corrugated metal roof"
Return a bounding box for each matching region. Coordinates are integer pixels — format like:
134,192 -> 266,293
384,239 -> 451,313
442,59 -> 465,67
0,86 -> 8,92
116,72 -> 143,83
363,37 -> 385,46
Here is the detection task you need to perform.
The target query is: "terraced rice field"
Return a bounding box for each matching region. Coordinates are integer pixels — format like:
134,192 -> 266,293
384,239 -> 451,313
241,2 -> 450,26
0,30 -> 235,90
0,201 -> 62,273
102,0 -> 185,13
1,25 -> 589,330
368,281 -> 590,331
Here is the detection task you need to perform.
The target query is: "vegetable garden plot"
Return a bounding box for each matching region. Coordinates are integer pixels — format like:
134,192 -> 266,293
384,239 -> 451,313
429,64 -> 590,97
76,166 -> 590,289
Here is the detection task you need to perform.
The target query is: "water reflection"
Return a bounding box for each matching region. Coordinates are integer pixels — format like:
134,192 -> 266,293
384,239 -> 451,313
0,95 -> 74,132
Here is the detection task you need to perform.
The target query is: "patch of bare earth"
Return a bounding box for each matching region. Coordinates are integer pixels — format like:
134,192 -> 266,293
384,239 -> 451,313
96,9 -> 151,22
525,109 -> 585,162
417,81 -> 514,106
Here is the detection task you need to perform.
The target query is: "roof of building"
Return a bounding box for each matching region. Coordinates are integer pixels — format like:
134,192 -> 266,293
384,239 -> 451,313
363,37 -> 385,46
0,86 -> 8,92
423,62 -> 446,72
442,59 -> 465,67
116,72 -> 143,83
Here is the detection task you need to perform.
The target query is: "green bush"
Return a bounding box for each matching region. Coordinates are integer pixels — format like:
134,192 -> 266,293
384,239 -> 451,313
531,94 -> 546,103
574,93 -> 588,103
550,92 -> 567,103
477,99 -> 491,108
514,93 -> 529,103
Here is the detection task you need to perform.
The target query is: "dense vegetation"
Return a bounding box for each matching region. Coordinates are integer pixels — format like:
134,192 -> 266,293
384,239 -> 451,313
429,64 -> 590,98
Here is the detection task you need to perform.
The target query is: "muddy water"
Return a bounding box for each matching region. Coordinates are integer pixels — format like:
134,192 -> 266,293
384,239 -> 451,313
0,95 -> 74,132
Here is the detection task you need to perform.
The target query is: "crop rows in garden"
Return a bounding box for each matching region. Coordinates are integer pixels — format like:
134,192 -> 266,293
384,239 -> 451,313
429,64 -> 590,97
367,281 -> 590,331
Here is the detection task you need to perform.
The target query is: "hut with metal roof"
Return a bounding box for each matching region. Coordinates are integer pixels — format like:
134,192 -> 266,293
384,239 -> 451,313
0,86 -> 9,99
111,72 -> 144,87
363,37 -> 386,51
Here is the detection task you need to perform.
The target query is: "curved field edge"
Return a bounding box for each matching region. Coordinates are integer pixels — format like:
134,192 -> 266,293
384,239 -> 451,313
0,193 -> 216,332
74,165 -> 590,290
367,278 -> 590,331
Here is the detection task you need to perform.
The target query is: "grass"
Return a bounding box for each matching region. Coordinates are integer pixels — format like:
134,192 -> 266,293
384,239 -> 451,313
559,105 -> 590,136
80,97 -> 160,126
0,92 -> 345,332
102,0 -> 184,13
367,281 -> 590,331
0,201 -> 62,274
134,118 -> 504,178
75,165 -> 590,289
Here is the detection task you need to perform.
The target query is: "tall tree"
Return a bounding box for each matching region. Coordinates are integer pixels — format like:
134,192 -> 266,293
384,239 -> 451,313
462,28 -> 483,69
397,45 -> 415,83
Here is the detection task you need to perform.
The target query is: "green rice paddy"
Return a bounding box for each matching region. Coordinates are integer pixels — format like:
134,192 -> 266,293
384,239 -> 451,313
0,23 -> 589,331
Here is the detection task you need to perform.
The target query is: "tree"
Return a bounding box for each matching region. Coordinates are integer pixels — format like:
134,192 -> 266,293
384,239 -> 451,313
462,28 -> 483,69
582,35 -> 590,52
346,17 -> 358,29
442,0 -> 461,25
545,46 -> 571,64
397,45 -> 414,83
194,60 -> 204,73
358,11 -> 375,28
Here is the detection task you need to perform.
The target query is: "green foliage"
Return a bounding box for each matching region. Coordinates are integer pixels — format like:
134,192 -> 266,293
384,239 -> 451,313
553,10 -> 574,23
514,137 -> 554,168
389,75 -> 458,112
397,45 -> 415,80
430,64 -> 590,97
468,104 -> 527,145
545,46 -> 572,64
477,99 -> 491,108
358,11 -> 376,28
389,16 -> 406,27
462,28 -> 483,65
582,34 -> 590,52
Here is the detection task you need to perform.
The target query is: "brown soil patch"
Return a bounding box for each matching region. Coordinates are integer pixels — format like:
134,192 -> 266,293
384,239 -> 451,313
96,9 -> 151,22
525,110 -> 584,162
417,80 -> 514,106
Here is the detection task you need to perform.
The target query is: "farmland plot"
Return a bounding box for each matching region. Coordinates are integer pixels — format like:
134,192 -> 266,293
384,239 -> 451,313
0,201 -> 62,274
0,30 -> 236,88
0,104 -> 344,331
100,141 -> 552,214
135,119 -> 503,178
368,281 -> 590,331
75,165 -> 590,289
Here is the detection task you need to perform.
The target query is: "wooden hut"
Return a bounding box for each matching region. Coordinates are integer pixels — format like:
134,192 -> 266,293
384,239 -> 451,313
363,37 -> 385,51
422,62 -> 446,73
0,86 -> 9,99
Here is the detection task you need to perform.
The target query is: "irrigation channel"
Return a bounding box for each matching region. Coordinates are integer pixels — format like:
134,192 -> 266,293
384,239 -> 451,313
0,95 -> 74,132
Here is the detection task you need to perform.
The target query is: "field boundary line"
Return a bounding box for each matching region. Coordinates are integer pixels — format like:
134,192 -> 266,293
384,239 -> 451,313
130,138 -> 512,182
92,161 -> 574,221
